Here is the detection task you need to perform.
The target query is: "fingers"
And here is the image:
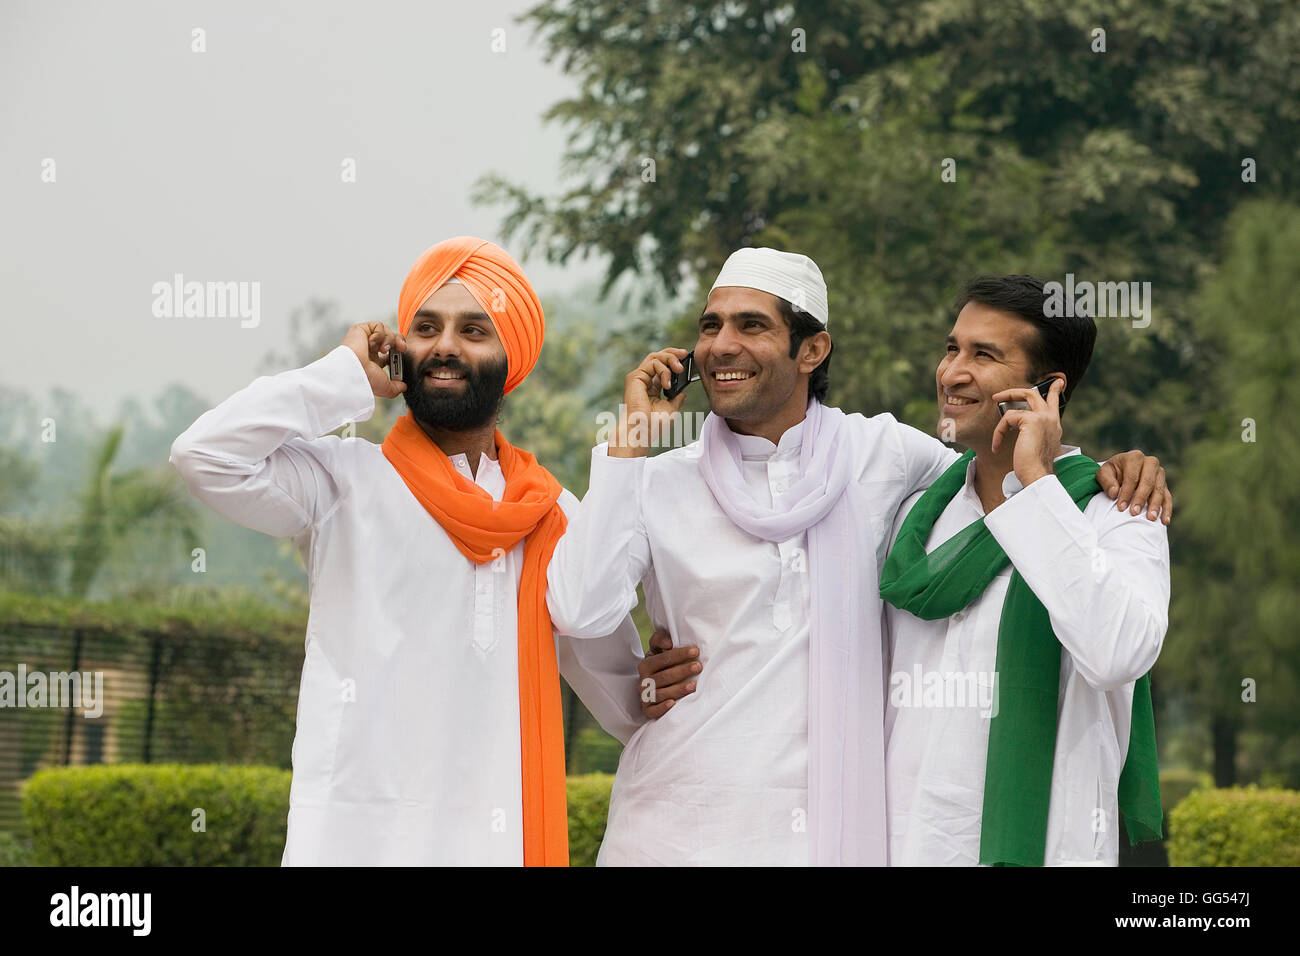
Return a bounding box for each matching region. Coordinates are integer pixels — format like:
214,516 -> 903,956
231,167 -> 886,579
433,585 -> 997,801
643,682 -> 695,719
990,409 -> 1022,454
644,659 -> 702,688
639,664 -> 700,719
648,358 -> 673,392
990,386 -> 1039,407
644,673 -> 698,703
367,326 -> 404,365
647,627 -> 674,655
1046,377 -> 1064,415
1127,456 -> 1160,516
1103,452 -> 1170,520
638,645 -> 699,678
634,350 -> 688,392
1096,460 -> 1120,499
1113,451 -> 1142,512
1147,467 -> 1171,523
382,332 -> 408,359
643,697 -> 678,719
638,643 -> 701,720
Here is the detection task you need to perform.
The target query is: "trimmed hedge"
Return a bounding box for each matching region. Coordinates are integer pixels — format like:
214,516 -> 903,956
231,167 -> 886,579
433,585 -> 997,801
21,764 -> 615,866
567,773 -> 615,867
1168,786 -> 1300,866
0,589 -> 306,644
23,764 -> 290,866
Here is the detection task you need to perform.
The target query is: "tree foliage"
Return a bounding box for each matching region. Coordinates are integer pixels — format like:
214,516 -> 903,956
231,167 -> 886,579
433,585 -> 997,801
477,0 -> 1300,783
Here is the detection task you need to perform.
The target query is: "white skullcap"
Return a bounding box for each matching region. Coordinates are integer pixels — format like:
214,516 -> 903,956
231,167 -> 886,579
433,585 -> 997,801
709,247 -> 829,327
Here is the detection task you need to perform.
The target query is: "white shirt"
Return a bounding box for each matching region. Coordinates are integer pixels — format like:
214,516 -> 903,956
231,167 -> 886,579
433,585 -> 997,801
546,412 -> 955,865
169,345 -> 646,866
884,448 -> 1170,866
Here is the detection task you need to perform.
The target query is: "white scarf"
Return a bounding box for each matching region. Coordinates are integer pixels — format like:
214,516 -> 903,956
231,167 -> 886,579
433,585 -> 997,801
698,400 -> 885,866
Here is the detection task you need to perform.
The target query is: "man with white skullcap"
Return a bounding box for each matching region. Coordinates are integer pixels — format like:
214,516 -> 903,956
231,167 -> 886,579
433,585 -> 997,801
546,247 -> 1170,866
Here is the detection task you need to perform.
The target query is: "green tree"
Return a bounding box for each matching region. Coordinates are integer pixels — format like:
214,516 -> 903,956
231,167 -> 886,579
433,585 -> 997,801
479,0 -> 1300,461
1172,201 -> 1300,786
0,446 -> 61,593
66,426 -> 201,599
476,0 -> 1300,782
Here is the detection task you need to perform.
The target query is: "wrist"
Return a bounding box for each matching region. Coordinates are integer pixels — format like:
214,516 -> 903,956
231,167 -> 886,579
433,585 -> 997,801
607,409 -> 649,457
1018,461 -> 1053,486
607,439 -> 647,459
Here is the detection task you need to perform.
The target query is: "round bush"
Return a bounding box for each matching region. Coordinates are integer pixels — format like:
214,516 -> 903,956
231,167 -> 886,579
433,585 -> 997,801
22,764 -> 290,866
1167,786 -> 1300,866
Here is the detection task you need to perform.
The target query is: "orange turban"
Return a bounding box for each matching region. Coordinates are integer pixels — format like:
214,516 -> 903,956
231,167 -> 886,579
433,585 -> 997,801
397,236 -> 545,394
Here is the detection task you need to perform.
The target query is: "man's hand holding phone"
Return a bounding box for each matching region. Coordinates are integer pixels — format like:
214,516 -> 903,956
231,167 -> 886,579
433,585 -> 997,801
609,347 -> 692,458
991,376 -> 1065,489
343,322 -> 408,400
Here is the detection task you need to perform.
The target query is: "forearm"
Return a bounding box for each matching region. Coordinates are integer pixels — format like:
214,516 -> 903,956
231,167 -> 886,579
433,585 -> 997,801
169,345 -> 374,535
546,444 -> 650,637
556,616 -> 647,745
986,476 -> 1170,690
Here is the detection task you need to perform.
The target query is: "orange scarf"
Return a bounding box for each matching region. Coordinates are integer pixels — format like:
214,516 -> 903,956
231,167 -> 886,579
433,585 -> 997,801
382,412 -> 569,866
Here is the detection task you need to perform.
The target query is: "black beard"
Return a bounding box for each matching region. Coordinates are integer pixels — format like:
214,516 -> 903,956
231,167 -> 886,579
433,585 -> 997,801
402,355 -> 507,431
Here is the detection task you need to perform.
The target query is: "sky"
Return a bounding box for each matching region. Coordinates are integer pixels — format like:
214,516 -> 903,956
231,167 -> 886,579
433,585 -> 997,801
0,0 -> 606,415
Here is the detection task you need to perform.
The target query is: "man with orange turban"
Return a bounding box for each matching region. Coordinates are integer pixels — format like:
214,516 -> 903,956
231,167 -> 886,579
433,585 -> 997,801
170,237 -> 646,865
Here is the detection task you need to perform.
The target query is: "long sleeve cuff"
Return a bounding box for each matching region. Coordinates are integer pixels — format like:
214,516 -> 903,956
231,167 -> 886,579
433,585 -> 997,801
308,345 -> 378,432
590,440 -> 647,483
985,473 -> 1096,572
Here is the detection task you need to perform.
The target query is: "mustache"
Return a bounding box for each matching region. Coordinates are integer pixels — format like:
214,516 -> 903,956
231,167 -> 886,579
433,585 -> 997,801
416,356 -> 471,375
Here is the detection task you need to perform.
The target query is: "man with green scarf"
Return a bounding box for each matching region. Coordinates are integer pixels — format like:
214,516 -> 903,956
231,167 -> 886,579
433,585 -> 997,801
881,274 -> 1168,866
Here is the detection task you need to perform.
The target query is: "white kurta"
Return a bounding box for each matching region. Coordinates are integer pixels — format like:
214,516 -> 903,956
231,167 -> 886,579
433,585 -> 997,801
169,344 -> 646,866
546,413 -> 956,865
884,448 -> 1170,866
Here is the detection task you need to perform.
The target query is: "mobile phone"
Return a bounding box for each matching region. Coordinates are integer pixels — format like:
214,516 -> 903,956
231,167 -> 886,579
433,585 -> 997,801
997,377 -> 1058,417
664,350 -> 700,400
387,347 -> 403,382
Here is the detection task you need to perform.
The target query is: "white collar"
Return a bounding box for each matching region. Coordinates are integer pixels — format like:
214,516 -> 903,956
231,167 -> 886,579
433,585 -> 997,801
731,417 -> 806,461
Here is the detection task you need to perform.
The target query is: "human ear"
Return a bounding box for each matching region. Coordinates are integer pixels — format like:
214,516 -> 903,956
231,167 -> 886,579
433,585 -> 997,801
798,330 -> 832,373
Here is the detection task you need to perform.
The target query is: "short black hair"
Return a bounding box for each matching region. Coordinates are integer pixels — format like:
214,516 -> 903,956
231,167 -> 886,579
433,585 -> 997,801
776,297 -> 832,404
953,274 -> 1096,417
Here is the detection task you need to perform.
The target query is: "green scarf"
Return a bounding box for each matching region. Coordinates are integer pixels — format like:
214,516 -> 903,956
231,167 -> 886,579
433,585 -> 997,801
880,450 -> 1162,866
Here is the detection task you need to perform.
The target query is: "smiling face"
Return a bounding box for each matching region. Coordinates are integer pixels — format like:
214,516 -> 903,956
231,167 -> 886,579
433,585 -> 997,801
937,301 -> 1059,450
402,282 -> 509,431
694,286 -> 829,430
